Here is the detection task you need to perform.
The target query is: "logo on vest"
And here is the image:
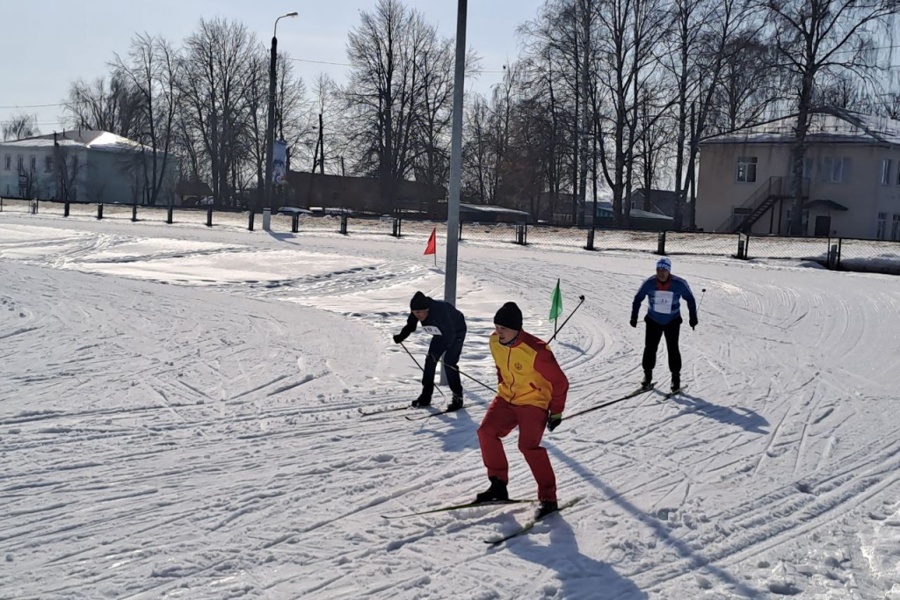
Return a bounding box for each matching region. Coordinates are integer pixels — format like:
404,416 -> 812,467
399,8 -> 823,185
514,362 -> 523,371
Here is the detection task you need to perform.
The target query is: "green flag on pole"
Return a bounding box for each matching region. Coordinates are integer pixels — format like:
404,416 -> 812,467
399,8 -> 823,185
549,278 -> 563,323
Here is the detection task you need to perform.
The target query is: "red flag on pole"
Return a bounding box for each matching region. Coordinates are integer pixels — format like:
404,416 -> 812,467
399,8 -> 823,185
424,227 -> 437,255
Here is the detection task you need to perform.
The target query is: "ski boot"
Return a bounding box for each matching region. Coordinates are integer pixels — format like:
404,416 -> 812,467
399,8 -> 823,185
446,392 -> 464,412
671,372 -> 681,393
474,477 -> 508,503
641,369 -> 653,390
411,394 -> 432,408
536,500 -> 559,519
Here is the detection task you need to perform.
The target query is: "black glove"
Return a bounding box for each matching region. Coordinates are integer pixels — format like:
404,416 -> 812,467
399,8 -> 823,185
629,317 -> 637,328
689,315 -> 698,330
393,333 -> 404,344
547,413 -> 563,432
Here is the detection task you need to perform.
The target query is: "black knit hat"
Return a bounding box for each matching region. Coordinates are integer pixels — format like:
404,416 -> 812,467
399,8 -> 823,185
410,291 -> 431,311
494,302 -> 523,331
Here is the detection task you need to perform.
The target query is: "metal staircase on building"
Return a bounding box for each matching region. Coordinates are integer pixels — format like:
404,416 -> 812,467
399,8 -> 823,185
714,176 -> 807,234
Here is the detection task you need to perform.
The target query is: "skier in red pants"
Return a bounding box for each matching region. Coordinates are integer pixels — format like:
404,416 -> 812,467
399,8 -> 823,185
475,302 -> 569,518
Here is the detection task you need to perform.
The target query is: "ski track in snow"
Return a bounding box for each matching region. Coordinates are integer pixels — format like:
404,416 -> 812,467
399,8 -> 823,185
1,215 -> 899,599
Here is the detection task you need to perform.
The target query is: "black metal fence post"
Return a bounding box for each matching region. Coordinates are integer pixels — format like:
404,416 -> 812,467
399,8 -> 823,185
340,214 -> 348,235
64,202 -> 69,217
515,223 -> 528,245
291,213 -> 299,233
206,208 -> 213,227
97,204 -> 104,220
585,228 -> 595,251
657,231 -> 667,255
166,206 -> 174,224
827,238 -> 842,269
392,217 -> 401,237
248,211 -> 255,231
132,204 -> 138,222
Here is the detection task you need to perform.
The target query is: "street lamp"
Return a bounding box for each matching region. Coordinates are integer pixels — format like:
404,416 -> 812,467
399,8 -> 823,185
264,11 -> 298,212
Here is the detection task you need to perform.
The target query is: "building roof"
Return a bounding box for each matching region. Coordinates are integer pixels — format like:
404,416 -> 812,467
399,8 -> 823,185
701,107 -> 900,147
592,201 -> 673,221
803,199 -> 848,212
0,130 -> 151,153
459,203 -> 531,217
628,188 -> 679,217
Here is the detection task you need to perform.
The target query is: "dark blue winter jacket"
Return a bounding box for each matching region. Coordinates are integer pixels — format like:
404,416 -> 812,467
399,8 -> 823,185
632,275 -> 697,326
397,298 -> 467,355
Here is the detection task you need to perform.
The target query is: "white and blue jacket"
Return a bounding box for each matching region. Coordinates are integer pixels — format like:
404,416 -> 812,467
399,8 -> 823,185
631,275 -> 697,326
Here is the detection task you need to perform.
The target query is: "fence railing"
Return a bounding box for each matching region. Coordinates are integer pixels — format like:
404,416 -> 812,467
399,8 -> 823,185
2,198 -> 898,275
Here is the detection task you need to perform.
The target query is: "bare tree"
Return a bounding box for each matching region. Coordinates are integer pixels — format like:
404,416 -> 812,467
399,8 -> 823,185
410,37 -> 457,194
113,33 -> 179,205
178,18 -> 258,207
592,0 -> 671,226
64,75 -> 144,137
663,0 -> 769,229
1,113 -> 40,141
763,0 -> 900,234
709,32 -> 782,132
462,64 -> 520,204
344,0 -> 456,209
305,74 -> 346,175
519,0 -> 593,224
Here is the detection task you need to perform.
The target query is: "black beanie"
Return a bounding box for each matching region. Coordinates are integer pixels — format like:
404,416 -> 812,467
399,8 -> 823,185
494,302 -> 523,331
410,291 -> 430,311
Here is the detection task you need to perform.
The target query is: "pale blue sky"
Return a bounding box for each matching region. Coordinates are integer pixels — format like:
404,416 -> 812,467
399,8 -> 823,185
0,0 -> 545,133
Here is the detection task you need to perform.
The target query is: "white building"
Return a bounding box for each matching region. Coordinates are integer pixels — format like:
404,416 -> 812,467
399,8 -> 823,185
0,130 -> 178,205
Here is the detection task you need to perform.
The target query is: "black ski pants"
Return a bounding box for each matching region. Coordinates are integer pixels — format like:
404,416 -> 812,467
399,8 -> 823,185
421,329 -> 466,398
642,316 -> 682,375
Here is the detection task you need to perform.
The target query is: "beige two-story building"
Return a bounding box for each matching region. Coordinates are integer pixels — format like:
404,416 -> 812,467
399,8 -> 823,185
696,108 -> 900,239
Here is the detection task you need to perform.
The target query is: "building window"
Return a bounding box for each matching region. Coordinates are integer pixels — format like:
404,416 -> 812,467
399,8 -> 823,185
3,155 -> 9,171
44,156 -> 53,173
877,212 -> 887,240
737,157 -> 757,183
29,156 -> 36,172
881,159 -> 892,185
16,156 -> 23,172
822,157 -> 849,183
893,215 -> 900,242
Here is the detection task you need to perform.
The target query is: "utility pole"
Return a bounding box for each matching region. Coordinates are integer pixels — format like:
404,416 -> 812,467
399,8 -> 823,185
444,0 -> 467,307
264,12 -> 298,211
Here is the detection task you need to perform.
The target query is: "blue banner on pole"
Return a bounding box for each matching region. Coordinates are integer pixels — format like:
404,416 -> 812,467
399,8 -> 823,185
273,140 -> 287,185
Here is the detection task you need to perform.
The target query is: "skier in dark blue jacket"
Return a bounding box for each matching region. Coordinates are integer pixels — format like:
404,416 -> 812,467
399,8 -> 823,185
393,291 -> 467,410
631,257 -> 698,392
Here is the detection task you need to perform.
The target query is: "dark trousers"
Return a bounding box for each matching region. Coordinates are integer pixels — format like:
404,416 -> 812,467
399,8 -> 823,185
642,316 -> 681,375
421,330 -> 466,398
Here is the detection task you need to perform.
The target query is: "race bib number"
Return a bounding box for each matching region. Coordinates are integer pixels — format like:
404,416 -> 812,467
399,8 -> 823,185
653,291 -> 674,314
422,325 -> 442,335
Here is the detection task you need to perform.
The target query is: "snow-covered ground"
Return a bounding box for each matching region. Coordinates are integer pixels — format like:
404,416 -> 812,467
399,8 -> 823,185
1,213 -> 898,600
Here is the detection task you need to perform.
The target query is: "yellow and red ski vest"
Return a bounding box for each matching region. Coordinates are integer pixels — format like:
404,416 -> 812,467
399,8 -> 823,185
490,330 -> 568,414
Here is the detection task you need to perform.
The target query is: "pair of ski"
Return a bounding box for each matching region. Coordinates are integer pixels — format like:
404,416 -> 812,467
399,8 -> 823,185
565,383 -> 687,420
359,383 -> 688,420
358,404 -> 465,421
383,497 -> 582,545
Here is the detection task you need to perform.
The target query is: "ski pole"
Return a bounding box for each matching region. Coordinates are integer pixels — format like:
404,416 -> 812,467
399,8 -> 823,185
548,295 -> 586,343
564,392 -> 637,421
697,288 -> 707,312
439,359 -> 495,394
399,342 -> 446,398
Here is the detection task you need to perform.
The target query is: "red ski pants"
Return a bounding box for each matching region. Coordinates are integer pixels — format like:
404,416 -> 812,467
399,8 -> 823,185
477,397 -> 557,502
